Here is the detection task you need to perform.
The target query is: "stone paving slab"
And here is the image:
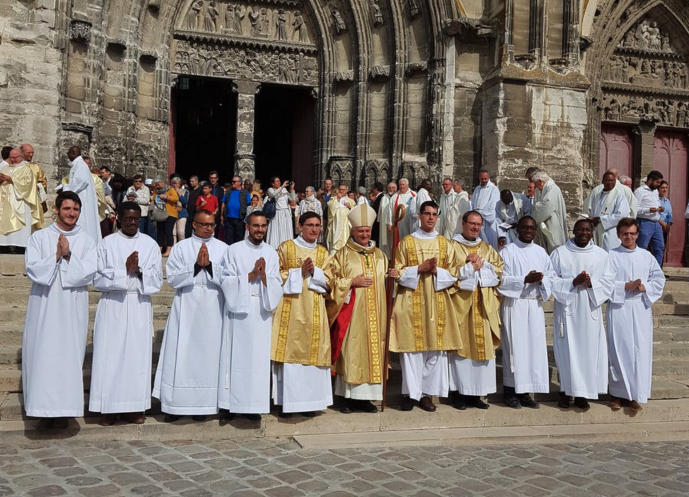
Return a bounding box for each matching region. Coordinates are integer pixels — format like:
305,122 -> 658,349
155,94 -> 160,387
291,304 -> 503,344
1,437 -> 689,496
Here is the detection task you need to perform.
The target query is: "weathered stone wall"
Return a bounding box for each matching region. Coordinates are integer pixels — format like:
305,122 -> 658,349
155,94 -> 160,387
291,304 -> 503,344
1,0 -> 688,213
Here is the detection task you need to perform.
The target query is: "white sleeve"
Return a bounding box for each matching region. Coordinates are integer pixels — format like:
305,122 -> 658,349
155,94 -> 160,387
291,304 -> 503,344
308,267 -> 329,294
283,268 -> 304,294
398,266 -> 420,290
434,267 -> 457,291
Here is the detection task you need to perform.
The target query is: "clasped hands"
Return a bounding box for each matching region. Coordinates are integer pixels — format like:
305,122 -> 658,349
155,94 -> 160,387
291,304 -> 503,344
572,270 -> 592,288
249,257 -> 268,285
524,270 -> 544,284
625,279 -> 646,293
126,251 -> 140,274
196,243 -> 211,267
465,253 -> 484,271
55,234 -> 71,262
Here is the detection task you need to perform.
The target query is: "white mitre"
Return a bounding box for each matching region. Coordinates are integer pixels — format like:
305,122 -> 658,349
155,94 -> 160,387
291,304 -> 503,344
348,204 -> 377,228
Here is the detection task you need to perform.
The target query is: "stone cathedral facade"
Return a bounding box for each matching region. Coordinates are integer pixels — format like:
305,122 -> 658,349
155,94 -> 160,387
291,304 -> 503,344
1,2 -> 689,255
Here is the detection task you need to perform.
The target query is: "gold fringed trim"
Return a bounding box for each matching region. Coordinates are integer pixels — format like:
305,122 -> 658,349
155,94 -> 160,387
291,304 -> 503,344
309,245 -> 327,365
436,237 -> 448,349
363,252 -> 382,384
469,245 -> 486,361
275,240 -> 297,363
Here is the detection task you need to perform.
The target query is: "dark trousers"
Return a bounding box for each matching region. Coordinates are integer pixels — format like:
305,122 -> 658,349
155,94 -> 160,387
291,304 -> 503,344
157,217 -> 176,251
224,217 -> 245,245
185,216 -> 194,238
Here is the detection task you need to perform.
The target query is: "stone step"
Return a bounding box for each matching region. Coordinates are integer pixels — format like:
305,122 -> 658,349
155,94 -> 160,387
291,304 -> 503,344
3,398 -> 689,445
3,290 -> 175,307
0,343 -> 163,369
4,306 -> 172,324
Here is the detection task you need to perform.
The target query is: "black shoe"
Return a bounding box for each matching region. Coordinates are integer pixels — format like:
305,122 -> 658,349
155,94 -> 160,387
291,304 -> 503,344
302,411 -> 316,418
574,397 -> 590,411
36,419 -> 55,430
163,414 -> 181,423
52,418 -> 69,429
504,396 -> 521,409
472,398 -> 489,410
558,392 -> 571,409
340,400 -> 353,414
242,414 -> 261,422
401,396 -> 414,411
518,394 -> 540,409
355,400 -> 377,413
278,411 -> 293,419
453,393 -> 467,411
191,415 -> 207,422
219,410 -> 235,422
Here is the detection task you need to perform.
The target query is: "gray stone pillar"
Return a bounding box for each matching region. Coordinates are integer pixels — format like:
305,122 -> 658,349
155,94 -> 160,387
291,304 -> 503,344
234,80 -> 261,182
636,121 -> 657,184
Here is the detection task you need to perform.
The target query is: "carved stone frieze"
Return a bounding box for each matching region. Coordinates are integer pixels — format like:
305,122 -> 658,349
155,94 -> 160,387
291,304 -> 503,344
599,93 -> 689,128
180,1 -> 314,46
70,20 -> 92,42
408,0 -> 420,19
330,5 -> 347,34
171,38 -> 318,86
328,157 -> 354,184
370,0 -> 383,27
619,19 -> 675,53
334,70 -> 354,83
605,53 -> 689,90
405,61 -> 427,76
364,159 -> 389,187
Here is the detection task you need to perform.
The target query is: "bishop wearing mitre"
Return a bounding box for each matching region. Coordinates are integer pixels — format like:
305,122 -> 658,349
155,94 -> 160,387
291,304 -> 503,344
327,204 -> 391,414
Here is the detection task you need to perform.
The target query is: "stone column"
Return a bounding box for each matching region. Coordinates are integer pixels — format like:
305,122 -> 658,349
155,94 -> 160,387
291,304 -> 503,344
234,80 -> 261,182
635,121 -> 657,183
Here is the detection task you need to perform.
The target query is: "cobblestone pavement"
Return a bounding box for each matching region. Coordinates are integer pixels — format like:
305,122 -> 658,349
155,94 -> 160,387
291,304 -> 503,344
0,438 -> 688,497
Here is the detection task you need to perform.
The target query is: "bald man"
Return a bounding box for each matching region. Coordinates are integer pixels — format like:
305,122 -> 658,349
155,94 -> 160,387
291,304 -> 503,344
0,148 -> 41,250
21,143 -> 48,226
588,169 -> 638,218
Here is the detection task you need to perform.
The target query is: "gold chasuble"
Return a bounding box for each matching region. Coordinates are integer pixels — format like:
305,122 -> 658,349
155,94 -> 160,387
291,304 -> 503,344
0,162 -> 40,235
26,162 -> 47,226
452,241 -> 503,361
271,240 -> 332,367
327,240 -> 388,385
390,234 -> 463,353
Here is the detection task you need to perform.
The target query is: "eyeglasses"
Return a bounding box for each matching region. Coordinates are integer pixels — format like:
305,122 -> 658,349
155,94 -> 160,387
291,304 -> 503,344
420,212 -> 439,217
195,222 -> 216,228
232,180 -> 241,184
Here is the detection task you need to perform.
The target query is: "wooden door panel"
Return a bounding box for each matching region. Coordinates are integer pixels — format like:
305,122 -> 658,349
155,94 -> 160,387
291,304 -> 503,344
600,125 -> 633,179
654,132 -> 688,267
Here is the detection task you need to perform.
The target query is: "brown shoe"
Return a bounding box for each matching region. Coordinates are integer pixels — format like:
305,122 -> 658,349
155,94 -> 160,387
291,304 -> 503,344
609,397 -> 622,411
623,399 -> 643,411
418,396 -> 436,413
121,412 -> 145,424
99,414 -> 118,426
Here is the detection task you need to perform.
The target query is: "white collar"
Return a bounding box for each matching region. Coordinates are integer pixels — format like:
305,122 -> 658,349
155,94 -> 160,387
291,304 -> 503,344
245,239 -> 265,250
412,229 -> 438,239
295,236 -> 317,249
192,234 -> 213,243
49,223 -> 82,237
117,230 -> 140,240
452,233 -> 481,246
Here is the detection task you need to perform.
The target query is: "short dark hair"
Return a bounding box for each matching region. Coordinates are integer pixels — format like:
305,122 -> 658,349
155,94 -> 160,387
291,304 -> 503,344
246,211 -> 267,224
209,170 -> 219,177
118,201 -> 141,218
132,174 -> 144,181
373,182 -> 384,192
462,210 -> 483,223
55,191 -> 82,209
616,217 -> 639,234
298,211 -> 321,225
517,215 -> 537,227
99,166 -> 111,173
419,201 -> 439,214
195,209 -> 215,220
1,146 -> 12,160
647,170 -> 663,181
659,180 -> 669,188
574,218 -> 594,230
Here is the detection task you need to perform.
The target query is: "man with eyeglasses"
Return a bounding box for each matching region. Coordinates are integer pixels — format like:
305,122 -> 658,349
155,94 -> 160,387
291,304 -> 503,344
126,174 -> 152,237
497,216 -> 553,410
389,201 -> 462,412
0,147 -> 41,251
153,209 -> 231,423
221,175 -> 251,245
449,210 -> 503,410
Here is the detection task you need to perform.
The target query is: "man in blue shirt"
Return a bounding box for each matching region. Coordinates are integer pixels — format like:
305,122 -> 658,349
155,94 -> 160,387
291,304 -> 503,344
658,180 -> 673,262
222,175 -> 251,245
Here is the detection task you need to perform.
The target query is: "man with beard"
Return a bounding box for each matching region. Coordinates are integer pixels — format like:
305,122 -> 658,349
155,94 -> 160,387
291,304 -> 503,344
390,201 -> 462,412
469,170 -> 500,249
550,219 -> 615,410
153,210 -> 230,422
583,171 -> 630,251
185,175 -> 201,238
219,211 -> 283,422
498,216 -> 553,409
64,146 -> 102,244
327,204 -> 392,413
607,218 -> 665,411
634,170 -> 665,265
90,201 -> 163,426
22,192 -> 98,429
272,212 -> 333,417
450,211 -> 503,410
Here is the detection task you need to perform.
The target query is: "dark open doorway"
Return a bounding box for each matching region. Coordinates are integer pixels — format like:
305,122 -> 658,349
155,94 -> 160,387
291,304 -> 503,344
173,77 -> 237,183
254,84 -> 315,190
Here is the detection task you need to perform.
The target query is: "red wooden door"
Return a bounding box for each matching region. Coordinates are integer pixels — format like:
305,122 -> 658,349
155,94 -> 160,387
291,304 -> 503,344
600,125 -> 633,178
654,131 -> 688,267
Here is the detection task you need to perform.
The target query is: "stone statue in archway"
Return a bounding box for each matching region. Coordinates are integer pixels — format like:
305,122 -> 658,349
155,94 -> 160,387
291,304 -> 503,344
185,0 -> 203,30
648,22 -> 662,51
204,1 -> 219,33
276,9 -> 288,40
293,11 -> 308,43
225,4 -> 245,35
371,0 -> 383,26
330,6 -> 346,34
